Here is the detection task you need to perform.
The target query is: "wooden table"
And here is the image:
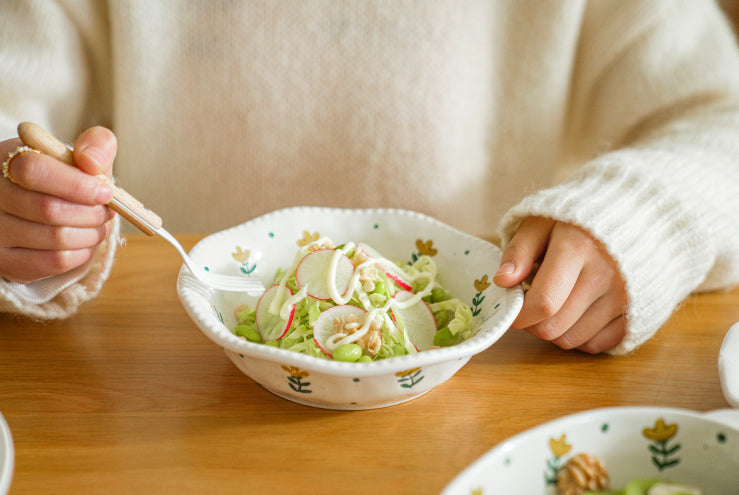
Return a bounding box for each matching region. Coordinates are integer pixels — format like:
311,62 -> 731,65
1,234 -> 736,495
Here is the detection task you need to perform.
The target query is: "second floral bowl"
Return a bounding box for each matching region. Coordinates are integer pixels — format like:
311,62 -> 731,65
177,207 -> 523,410
442,407 -> 739,494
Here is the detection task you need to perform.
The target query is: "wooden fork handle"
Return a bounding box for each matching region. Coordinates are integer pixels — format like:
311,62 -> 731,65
17,122 -> 163,236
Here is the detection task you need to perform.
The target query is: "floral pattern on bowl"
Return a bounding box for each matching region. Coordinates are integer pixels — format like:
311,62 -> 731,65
442,407 -> 739,494
177,207 -> 523,410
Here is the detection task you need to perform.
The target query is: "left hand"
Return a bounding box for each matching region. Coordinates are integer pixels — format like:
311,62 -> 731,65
493,216 -> 628,353
0,127 -> 116,284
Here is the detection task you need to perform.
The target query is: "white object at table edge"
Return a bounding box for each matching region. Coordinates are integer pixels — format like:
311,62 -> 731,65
0,412 -> 13,495
719,321 -> 739,408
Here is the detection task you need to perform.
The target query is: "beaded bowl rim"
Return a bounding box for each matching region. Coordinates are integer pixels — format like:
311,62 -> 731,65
177,206 -> 524,377
441,406 -> 739,494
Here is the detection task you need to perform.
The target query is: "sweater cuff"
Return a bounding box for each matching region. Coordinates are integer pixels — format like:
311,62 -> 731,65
0,216 -> 121,319
497,151 -> 714,355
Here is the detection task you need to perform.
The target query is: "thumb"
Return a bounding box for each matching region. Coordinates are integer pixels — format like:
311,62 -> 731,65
493,216 -> 553,288
73,126 -> 117,178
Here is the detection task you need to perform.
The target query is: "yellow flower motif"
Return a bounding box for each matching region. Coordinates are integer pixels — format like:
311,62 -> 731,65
474,275 -> 491,293
395,367 -> 421,377
416,239 -> 438,256
281,365 -> 309,379
231,246 -> 251,263
471,489 -> 483,495
549,434 -> 572,457
643,418 -> 678,442
297,230 -> 320,247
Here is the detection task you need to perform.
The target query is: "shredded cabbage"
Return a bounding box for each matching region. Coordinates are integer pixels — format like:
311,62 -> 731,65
232,240 -> 473,361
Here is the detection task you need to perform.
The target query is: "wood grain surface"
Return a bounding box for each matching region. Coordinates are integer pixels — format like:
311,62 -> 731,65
1,234 -> 736,494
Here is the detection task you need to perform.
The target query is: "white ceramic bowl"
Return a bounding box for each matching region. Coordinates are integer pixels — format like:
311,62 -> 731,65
442,407 -> 739,494
0,412 -> 13,495
177,207 -> 523,410
719,321 -> 739,408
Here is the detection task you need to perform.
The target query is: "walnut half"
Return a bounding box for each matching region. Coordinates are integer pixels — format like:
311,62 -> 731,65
557,453 -> 610,495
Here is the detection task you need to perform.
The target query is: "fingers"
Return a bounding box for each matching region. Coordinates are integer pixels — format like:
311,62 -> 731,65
494,216 -> 554,288
1,212 -> 111,250
0,126 -> 117,284
73,126 -> 117,177
522,266 -> 607,340
0,246 -> 98,284
510,222 -> 597,329
0,186 -> 113,227
549,293 -> 626,350
510,248 -> 582,330
576,315 -> 626,354
0,210 -> 112,282
2,148 -> 112,205
498,217 -> 628,353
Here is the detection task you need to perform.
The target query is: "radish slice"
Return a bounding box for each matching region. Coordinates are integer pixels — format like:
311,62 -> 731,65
357,242 -> 413,291
255,286 -> 295,340
295,249 -> 355,300
392,291 -> 437,351
356,242 -> 382,258
313,305 -> 367,357
386,272 -> 413,291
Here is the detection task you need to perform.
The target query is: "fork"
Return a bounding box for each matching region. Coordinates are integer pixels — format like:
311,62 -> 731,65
17,122 -> 265,295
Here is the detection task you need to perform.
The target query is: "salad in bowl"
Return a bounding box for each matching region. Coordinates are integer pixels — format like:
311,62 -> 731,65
230,237 -> 476,362
177,207 -> 523,409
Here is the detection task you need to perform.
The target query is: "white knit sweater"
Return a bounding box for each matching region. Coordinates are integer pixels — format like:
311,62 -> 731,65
2,0 -> 739,354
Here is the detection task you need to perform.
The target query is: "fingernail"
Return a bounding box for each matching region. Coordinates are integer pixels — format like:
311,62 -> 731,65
95,183 -> 113,203
79,144 -> 104,168
495,262 -> 515,277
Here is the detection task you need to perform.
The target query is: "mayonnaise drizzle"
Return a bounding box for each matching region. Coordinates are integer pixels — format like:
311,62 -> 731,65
268,238 -> 436,353
385,272 -> 434,310
326,243 -> 434,309
280,285 -> 308,320
327,242 -> 356,304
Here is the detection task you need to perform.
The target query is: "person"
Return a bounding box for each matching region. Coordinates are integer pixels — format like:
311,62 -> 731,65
1,0 -> 738,355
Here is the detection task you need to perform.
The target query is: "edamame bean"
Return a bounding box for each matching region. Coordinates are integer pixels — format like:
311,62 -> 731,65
435,309 -> 452,329
234,324 -> 263,343
433,327 -> 459,347
358,355 -> 373,363
372,280 -> 387,295
430,287 -> 447,303
333,343 -> 363,362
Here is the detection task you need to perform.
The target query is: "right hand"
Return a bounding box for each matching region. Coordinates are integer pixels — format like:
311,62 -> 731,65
0,126 -> 117,284
493,216 -> 628,354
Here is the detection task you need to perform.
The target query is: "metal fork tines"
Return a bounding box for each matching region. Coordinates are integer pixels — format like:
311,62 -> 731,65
178,272 -> 216,301
156,227 -> 265,295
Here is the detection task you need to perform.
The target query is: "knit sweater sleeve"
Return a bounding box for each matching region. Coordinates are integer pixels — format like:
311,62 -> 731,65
497,0 -> 739,354
0,219 -> 121,319
0,0 -> 118,319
